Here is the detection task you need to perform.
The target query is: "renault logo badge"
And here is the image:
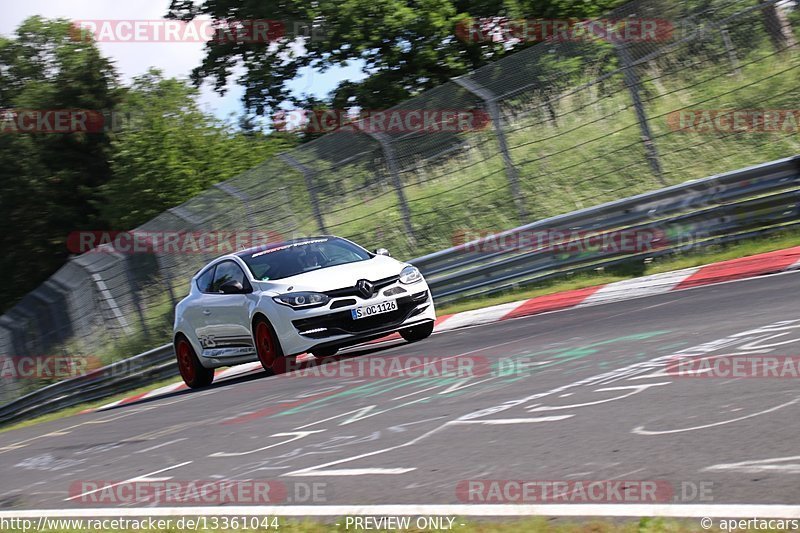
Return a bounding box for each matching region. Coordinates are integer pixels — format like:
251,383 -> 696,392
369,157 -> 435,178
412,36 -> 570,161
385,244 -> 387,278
356,279 -> 374,299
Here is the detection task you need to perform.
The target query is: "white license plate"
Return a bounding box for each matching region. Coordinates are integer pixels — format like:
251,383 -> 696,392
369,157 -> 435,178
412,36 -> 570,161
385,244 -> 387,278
351,299 -> 398,320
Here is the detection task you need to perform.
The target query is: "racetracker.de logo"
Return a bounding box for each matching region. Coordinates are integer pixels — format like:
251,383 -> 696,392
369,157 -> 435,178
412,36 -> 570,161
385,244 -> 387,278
68,480 -> 328,504
69,19 -> 324,43
283,355 -> 492,378
273,109 -> 492,134
0,355 -> 100,380
0,109 -> 138,134
457,480 -> 676,503
456,18 -> 674,43
667,355 -> 800,378
667,109 -> 800,133
67,230 -> 284,254
451,228 -> 669,254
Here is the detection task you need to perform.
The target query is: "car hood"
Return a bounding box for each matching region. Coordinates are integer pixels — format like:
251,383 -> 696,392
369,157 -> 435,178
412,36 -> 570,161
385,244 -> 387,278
254,255 -> 405,294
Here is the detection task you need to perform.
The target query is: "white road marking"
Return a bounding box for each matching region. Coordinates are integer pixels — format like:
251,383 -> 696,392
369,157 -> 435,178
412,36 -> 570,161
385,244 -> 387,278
133,438 -> 187,454
450,415 -> 573,425
2,504 -> 800,518
632,398 -> 800,435
297,468 -> 416,476
527,383 -> 671,412
391,384 -> 443,401
208,431 -> 325,458
282,319 -> 800,478
64,461 -> 192,501
704,456 -> 800,474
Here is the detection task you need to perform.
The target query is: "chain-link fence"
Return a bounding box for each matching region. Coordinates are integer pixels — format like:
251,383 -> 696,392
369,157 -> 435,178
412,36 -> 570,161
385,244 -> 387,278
1,0 -> 798,403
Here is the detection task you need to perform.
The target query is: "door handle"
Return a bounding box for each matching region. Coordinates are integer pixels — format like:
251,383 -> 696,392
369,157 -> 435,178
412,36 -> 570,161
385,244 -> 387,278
202,309 -> 212,315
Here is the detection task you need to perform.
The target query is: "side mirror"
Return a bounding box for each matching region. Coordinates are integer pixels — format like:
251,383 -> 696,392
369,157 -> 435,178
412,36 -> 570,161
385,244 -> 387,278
219,280 -> 245,294
374,248 -> 391,257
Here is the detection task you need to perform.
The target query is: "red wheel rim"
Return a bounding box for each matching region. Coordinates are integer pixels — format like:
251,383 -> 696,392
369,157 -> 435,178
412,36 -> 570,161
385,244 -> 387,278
177,339 -> 195,383
256,322 -> 276,369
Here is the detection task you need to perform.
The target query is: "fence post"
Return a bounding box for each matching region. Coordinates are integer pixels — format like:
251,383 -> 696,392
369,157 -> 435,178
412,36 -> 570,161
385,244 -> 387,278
123,256 -> 150,341
760,0 -> 797,52
615,42 -> 667,187
278,153 -> 327,234
71,261 -> 132,337
719,26 -> 742,78
214,182 -> 257,232
452,76 -> 528,221
359,131 -> 416,245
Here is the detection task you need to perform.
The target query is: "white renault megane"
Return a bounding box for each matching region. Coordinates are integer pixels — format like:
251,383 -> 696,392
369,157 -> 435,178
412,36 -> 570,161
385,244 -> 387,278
173,236 -> 436,387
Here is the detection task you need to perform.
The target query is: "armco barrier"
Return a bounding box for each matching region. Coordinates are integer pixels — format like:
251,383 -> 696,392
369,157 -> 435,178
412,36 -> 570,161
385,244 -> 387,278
415,155 -> 800,303
0,155 -> 798,426
0,344 -> 172,425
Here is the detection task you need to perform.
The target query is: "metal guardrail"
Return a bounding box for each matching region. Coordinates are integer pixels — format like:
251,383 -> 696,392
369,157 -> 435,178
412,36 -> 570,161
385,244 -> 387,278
412,155 -> 800,303
1,155 -> 798,427
0,344 -> 173,426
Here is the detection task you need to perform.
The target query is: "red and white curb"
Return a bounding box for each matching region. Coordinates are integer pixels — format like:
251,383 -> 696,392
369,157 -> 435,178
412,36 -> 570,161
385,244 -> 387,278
84,245 -> 800,413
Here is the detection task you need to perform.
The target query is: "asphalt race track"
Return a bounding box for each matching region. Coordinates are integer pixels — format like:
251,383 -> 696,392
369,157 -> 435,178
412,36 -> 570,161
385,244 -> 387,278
2,271 -> 800,511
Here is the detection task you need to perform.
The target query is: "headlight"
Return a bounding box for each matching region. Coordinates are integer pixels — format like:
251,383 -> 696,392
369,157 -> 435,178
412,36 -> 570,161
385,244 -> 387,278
399,265 -> 423,284
273,292 -> 330,308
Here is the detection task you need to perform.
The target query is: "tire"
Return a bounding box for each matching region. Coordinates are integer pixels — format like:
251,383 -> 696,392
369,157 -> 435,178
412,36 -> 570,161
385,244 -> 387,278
399,321 -> 435,343
175,336 -> 214,389
311,347 -> 338,358
253,316 -> 287,374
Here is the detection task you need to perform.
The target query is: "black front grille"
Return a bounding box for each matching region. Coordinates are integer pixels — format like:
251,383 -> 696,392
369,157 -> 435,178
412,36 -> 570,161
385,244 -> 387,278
293,295 -> 427,337
330,298 -> 357,309
323,275 -> 399,299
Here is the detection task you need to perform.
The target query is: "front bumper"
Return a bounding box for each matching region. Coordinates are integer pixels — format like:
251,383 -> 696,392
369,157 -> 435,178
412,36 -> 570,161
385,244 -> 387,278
270,281 -> 436,356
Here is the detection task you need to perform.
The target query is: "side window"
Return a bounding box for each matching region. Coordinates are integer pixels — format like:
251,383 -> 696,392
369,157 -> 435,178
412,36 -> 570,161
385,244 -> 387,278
209,261 -> 249,293
196,266 -> 216,293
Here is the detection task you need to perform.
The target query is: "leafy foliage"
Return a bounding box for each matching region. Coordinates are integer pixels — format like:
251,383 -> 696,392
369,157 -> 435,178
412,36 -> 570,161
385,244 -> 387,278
167,0 -> 626,114
99,69 -> 293,229
0,18 -> 293,311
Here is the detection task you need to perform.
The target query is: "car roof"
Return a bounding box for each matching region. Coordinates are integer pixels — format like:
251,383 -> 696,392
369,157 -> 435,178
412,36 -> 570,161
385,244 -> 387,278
233,236 -> 334,258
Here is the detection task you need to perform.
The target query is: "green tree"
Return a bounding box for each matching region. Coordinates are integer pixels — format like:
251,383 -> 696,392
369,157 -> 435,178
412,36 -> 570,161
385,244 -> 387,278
99,69 -> 294,229
167,0 -> 625,114
0,16 -> 121,310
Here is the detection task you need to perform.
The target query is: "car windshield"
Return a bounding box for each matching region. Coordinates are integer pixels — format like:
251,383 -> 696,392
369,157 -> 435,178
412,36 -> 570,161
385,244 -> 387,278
240,237 -> 372,280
